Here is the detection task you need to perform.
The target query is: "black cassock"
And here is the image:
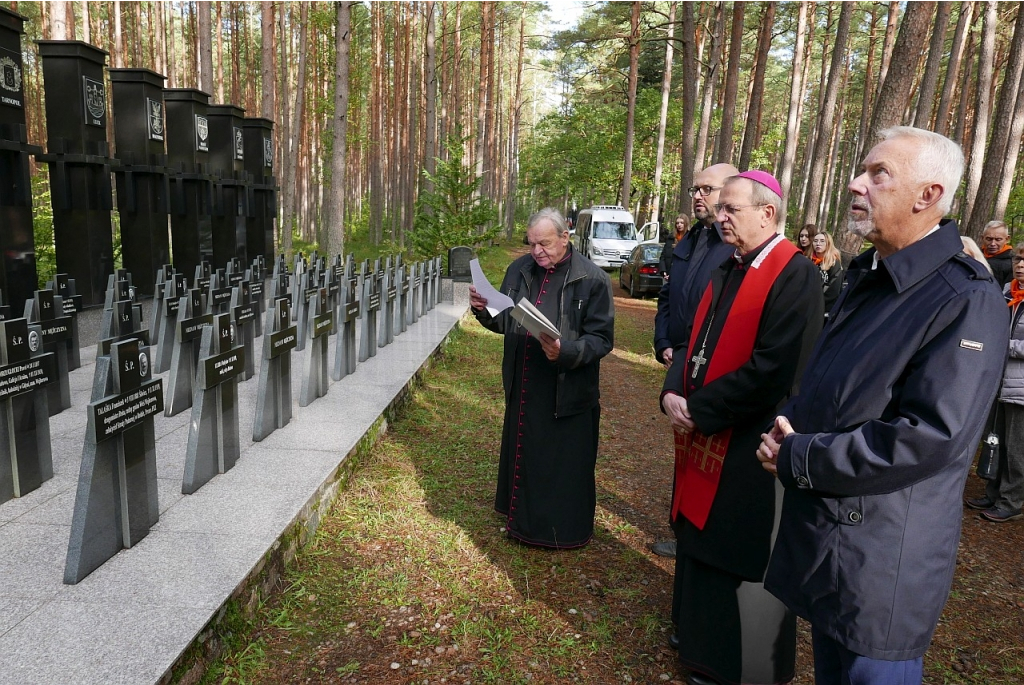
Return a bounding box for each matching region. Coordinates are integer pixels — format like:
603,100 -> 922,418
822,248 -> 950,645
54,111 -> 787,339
663,240 -> 823,685
494,255 -> 599,548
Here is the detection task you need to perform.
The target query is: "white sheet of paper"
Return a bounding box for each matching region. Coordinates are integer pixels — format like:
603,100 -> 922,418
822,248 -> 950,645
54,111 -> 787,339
470,259 -> 514,316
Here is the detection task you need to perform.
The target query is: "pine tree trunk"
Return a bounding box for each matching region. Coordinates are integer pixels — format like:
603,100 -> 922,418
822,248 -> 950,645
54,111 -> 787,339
113,0 -> 123,67
852,5 -> 878,181
283,3 -> 309,256
913,2 -> 951,128
261,2 -> 275,119
716,1 -> 744,164
876,1 -> 900,100
935,2 -> 974,136
197,2 -> 212,94
369,5 -> 384,244
777,0 -> 809,231
505,2 -> 526,238
50,0 -> 68,39
694,2 -> 722,178
422,1 -> 438,201
738,2 -> 776,170
962,0 -> 997,229
231,2 -> 242,106
81,0 -> 89,42
994,77 -> 1024,221
651,2 -> 676,226
619,1 -> 640,207
803,1 -> 852,228
965,5 -> 1024,238
326,1 -> 353,256
214,2 -> 224,102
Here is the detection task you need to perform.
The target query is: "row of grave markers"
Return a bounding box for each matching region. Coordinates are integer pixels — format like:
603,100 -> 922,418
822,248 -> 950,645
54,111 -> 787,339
64,253 -> 443,583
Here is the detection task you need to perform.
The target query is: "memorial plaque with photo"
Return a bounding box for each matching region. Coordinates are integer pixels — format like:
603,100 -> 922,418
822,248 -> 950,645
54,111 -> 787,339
254,297 -> 296,441
182,313 -> 243,494
0,317 -> 56,505
22,289 -> 71,416
154,273 -> 187,374
448,246 -> 473,283
300,288 -> 332,407
230,280 -> 256,381
165,288 -> 211,416
65,337 -> 162,584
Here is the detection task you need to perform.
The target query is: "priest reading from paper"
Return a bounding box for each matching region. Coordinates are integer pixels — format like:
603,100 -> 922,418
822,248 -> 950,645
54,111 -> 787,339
469,208 -> 614,548
660,171 -> 822,685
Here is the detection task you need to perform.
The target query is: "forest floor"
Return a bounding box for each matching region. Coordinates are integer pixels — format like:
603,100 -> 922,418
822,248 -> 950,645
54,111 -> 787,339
201,245 -> 1024,685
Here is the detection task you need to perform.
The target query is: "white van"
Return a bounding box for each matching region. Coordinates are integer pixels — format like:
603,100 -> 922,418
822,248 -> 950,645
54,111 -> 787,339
573,205 -> 658,269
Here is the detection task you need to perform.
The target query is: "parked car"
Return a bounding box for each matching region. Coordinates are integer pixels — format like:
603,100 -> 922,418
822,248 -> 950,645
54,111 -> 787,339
618,243 -> 665,297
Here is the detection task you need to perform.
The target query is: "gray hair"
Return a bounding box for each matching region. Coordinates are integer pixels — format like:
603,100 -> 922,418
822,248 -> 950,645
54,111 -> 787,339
528,208 -> 569,236
725,176 -> 783,227
879,126 -> 963,215
984,220 -> 1008,236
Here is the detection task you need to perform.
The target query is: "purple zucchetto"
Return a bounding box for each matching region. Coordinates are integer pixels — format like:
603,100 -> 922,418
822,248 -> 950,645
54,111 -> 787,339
736,170 -> 783,198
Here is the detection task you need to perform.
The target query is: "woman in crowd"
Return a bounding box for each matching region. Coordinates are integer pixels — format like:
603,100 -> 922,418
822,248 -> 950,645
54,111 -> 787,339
968,244 -> 1024,522
795,224 -> 814,260
962,236 -> 994,275
811,231 -> 844,315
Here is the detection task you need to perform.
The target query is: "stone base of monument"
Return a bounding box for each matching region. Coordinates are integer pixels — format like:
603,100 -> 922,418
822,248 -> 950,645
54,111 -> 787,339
0,289 -> 467,683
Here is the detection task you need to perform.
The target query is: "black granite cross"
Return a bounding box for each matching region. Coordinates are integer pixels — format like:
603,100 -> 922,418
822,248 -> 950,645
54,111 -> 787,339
165,287 -> 211,416
300,287 -> 332,407
254,297 -> 297,441
23,289 -> 72,416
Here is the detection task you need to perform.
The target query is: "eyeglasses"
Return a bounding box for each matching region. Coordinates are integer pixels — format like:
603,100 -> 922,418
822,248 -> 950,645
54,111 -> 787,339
688,185 -> 723,198
713,203 -> 767,215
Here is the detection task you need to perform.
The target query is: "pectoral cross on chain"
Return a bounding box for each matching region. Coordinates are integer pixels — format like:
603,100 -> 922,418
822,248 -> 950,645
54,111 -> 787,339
690,348 -> 708,379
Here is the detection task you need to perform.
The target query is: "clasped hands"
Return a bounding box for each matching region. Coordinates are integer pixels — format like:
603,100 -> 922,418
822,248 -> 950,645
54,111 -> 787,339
470,285 -> 561,362
757,416 -> 795,477
662,393 -> 696,435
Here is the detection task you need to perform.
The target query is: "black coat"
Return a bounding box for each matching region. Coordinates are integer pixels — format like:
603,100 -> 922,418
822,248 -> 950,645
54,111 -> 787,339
654,222 -> 735,363
662,242 -> 824,580
818,259 -> 844,315
474,246 -> 614,418
987,248 -> 1013,288
765,220 -> 1009,661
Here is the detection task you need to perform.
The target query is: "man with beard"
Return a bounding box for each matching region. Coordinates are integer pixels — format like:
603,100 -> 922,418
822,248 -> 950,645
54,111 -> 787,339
758,127 -> 1007,684
662,171 -> 823,685
650,164 -> 738,564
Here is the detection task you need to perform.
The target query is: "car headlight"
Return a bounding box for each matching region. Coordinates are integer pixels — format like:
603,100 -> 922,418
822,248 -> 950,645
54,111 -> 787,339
591,247 -> 604,256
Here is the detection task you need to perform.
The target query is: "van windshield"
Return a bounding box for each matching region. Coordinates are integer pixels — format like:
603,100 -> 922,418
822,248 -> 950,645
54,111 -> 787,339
593,221 -> 635,240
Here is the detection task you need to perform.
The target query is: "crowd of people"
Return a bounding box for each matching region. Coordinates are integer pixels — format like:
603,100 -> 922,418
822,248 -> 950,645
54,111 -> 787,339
468,125 -> 1010,685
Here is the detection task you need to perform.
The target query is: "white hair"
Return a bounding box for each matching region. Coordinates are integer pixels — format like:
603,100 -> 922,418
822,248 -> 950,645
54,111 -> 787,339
879,126 -> 964,214
528,208 -> 569,236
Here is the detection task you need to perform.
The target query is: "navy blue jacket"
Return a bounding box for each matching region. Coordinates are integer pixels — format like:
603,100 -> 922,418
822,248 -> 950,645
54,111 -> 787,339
653,221 -> 734,363
765,221 -> 1009,661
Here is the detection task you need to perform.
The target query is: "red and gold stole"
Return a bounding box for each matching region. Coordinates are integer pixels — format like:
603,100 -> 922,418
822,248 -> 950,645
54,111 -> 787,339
672,235 -> 799,530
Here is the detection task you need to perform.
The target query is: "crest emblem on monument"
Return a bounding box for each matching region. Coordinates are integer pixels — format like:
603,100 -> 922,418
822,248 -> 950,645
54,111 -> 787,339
233,127 -> 244,161
147,98 -> 164,141
83,77 -> 106,126
0,56 -> 21,93
263,137 -> 273,169
195,115 -> 209,152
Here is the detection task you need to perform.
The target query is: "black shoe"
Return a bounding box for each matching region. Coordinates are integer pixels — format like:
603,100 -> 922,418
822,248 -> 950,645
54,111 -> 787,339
686,673 -> 720,685
965,496 -> 995,510
668,633 -> 679,650
650,540 -> 677,558
981,506 -> 1024,522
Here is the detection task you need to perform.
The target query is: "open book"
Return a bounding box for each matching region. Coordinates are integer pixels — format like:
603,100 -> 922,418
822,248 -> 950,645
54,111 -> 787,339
510,298 -> 561,340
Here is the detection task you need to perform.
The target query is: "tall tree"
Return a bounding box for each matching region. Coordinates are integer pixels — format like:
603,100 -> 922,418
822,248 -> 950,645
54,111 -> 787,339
777,0 -> 809,231
803,1 -> 852,229
935,2 -> 974,136
50,0 -> 68,39
651,2 -> 676,226
694,2 -> 723,176
913,2 -> 952,128
326,1 -> 355,256
737,1 -> 775,170
965,5 -> 1024,238
282,3 -> 310,256
422,2 -> 438,201
678,1 -> 698,211
962,0 -> 997,229
113,0 -> 124,68
619,1 -> 640,208
716,1 -> 744,164
197,1 -> 212,94
261,1 -> 275,120
505,2 -> 526,238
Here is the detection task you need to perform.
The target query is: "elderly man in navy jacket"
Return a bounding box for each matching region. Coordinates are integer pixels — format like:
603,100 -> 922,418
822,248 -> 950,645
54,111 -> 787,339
757,126 -> 1008,685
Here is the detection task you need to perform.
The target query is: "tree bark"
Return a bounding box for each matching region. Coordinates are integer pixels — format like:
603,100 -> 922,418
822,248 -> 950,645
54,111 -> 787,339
113,0 -> 124,67
852,4 -> 878,180
678,1 -> 698,212
215,1 -> 224,103
876,1 -> 900,100
283,3 -> 309,257
803,1 -> 852,228
913,2 -> 952,128
694,2 -> 723,176
777,0 -> 809,231
994,74 -> 1024,222
935,2 -> 974,136
962,0 -> 997,229
738,2 -> 775,170
369,4 -> 384,244
50,0 -> 68,39
619,1 -> 640,207
651,2 -> 676,226
965,4 -> 1024,238
261,2 -> 275,119
197,2 -> 213,95
80,0 -> 89,42
326,1 -> 354,257
423,1 -> 438,201
716,1 -> 744,164
505,2 -> 526,238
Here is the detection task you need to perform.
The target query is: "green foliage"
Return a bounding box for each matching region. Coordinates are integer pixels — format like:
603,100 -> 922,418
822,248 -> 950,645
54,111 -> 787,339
412,135 -> 500,258
32,175 -> 55,289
